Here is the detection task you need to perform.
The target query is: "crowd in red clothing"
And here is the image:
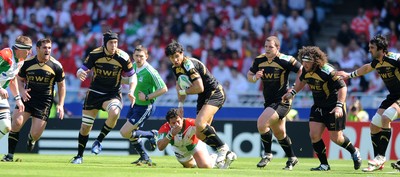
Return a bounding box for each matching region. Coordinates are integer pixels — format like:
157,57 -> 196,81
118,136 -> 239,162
0,0 -> 398,99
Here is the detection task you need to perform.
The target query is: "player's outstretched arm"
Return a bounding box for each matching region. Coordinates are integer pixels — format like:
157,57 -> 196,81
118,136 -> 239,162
337,63 -> 374,80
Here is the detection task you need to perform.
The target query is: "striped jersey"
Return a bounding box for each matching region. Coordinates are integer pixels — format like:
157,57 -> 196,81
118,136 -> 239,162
0,48 -> 24,88
158,118 -> 199,152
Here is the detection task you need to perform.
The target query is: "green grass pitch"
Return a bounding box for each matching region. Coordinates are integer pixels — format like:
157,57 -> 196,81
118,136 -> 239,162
0,154 -> 398,177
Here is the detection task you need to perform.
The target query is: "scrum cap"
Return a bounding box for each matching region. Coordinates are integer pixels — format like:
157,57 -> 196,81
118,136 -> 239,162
103,30 -> 118,46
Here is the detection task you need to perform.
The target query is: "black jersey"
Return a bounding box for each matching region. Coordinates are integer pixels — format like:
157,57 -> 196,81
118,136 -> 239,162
83,47 -> 134,93
299,64 -> 346,107
371,52 -> 400,95
249,53 -> 301,105
18,56 -> 65,102
172,57 -> 219,94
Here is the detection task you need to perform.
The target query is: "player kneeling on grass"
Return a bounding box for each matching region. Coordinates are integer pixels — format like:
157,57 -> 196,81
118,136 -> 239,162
157,108 -> 217,168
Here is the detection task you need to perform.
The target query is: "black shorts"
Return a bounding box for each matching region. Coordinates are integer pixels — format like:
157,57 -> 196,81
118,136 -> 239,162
83,90 -> 122,111
18,99 -> 52,121
379,94 -> 400,109
309,105 -> 346,131
264,100 -> 292,119
196,85 -> 225,113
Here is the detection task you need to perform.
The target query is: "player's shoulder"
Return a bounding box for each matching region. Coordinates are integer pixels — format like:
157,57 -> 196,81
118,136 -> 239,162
255,53 -> 266,59
278,53 -> 294,61
50,56 -> 63,68
0,48 -> 12,57
116,49 -> 130,61
159,122 -> 170,133
144,62 -> 156,71
89,47 -> 103,54
182,57 -> 196,71
320,63 -> 335,75
386,52 -> 400,61
184,118 -> 196,125
25,55 -> 36,62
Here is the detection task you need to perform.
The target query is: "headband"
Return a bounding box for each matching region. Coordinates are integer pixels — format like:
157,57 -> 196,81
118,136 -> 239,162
302,55 -> 312,62
14,43 -> 32,50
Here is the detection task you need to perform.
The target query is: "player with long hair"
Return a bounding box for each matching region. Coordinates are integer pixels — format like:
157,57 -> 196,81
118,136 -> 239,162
283,46 -> 362,171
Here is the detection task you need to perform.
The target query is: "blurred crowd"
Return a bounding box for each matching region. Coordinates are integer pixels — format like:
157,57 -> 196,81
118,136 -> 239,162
0,0 -> 399,105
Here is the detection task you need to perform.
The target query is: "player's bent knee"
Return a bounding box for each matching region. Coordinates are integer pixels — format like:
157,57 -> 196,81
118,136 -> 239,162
30,132 -> 42,141
119,129 -> 130,139
382,107 -> 398,121
371,113 -> 382,128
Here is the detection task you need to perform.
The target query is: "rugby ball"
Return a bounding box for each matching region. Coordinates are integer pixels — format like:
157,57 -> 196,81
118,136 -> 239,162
178,75 -> 192,89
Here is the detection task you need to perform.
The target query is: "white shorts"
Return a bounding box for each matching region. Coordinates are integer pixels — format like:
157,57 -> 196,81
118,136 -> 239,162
173,141 -> 207,163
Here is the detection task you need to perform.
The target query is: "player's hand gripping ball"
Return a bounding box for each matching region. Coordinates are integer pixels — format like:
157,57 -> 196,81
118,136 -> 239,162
178,75 -> 192,89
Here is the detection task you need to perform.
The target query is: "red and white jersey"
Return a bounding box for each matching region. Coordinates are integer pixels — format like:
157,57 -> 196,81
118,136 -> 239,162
158,118 -> 199,152
0,48 -> 24,88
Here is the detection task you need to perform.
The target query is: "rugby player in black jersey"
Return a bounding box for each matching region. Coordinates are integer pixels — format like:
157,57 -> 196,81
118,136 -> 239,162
283,46 -> 362,171
2,38 -> 66,162
165,41 -> 236,169
71,31 -> 137,164
247,36 -> 302,170
337,34 -> 400,172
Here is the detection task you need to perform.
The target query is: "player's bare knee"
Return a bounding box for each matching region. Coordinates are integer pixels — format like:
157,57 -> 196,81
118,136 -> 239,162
195,121 -> 207,131
309,133 -> 321,142
274,132 -> 285,140
329,134 -> 341,144
197,161 -> 211,168
30,132 -> 41,141
257,123 -> 269,133
80,124 -> 92,135
119,129 -> 130,139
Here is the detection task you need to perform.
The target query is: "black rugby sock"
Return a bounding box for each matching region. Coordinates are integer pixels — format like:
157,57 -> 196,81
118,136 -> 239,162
200,125 -> 224,149
97,124 -> 113,142
278,136 -> 295,157
8,131 -> 20,155
340,135 -> 356,154
378,128 -> 391,156
313,139 -> 328,165
371,132 -> 381,157
77,133 -> 89,157
261,130 -> 273,154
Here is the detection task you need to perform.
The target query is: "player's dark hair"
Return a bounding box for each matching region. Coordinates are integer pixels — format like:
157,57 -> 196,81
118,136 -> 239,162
165,108 -> 179,122
134,45 -> 148,55
36,38 -> 52,48
298,46 -> 328,68
370,34 -> 388,54
165,40 -> 184,57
